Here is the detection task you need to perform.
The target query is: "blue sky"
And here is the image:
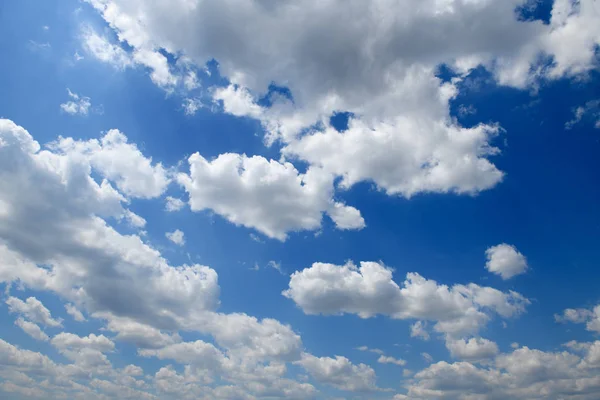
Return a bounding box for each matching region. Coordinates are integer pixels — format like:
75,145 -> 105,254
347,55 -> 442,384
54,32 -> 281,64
1,0 -> 600,399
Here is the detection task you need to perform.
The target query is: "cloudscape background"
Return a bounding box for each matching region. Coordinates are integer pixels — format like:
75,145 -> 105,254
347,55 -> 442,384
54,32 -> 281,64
0,0 -> 600,399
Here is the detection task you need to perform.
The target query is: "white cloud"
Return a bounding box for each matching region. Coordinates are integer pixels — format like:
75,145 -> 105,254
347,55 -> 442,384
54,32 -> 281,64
485,243 -> 528,280
65,303 -> 86,322
407,344 -> 600,399
122,364 -> 143,376
165,229 -> 185,246
0,118 -> 323,399
165,196 -> 185,212
60,89 -> 93,116
0,118 -> 219,333
183,97 -> 203,115
446,337 -> 499,361
267,260 -> 284,275
556,304 -> 600,333
565,99 -> 600,129
51,332 -> 115,354
177,152 -> 364,240
83,0 -> 600,204
6,296 -> 62,327
422,352 -> 434,363
410,321 -> 430,341
15,318 -> 49,341
356,346 -> 384,355
284,261 -> 529,337
81,26 -> 132,69
378,355 -> 406,366
296,353 -> 379,392
50,128 -> 170,199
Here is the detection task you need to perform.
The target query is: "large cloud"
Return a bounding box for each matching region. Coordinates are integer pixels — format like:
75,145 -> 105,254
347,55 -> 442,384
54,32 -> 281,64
84,0 -> 599,200
283,261 -> 529,337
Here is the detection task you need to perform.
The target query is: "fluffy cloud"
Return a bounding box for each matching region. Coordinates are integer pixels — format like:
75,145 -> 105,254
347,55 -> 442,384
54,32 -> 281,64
60,88 -> 93,116
378,355 -> 407,366
14,318 -> 50,342
165,229 -> 185,246
0,118 -> 321,398
5,296 -> 62,327
165,196 -> 185,212
65,303 -> 86,322
296,353 -> 378,392
556,304 -> 600,333
410,321 -> 430,341
84,0 -> 599,203
445,337 -> 499,361
485,243 -> 528,279
283,261 -> 529,336
177,152 -> 364,240
50,129 -> 170,199
82,25 -> 132,69
406,344 -> 600,399
51,332 -> 115,354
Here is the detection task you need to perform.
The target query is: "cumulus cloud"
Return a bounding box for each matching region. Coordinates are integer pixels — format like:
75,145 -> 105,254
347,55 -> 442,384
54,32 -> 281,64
485,243 -> 528,279
410,321 -> 430,341
84,0 -> 600,204
177,152 -> 364,240
165,196 -> 185,212
378,355 -> 407,366
296,353 -> 379,392
15,318 -> 50,341
556,304 -> 600,333
166,229 -> 185,246
283,261 -> 529,337
446,337 -> 499,361
406,344 -> 600,399
6,296 -> 62,327
81,26 -> 132,69
0,118 -> 321,398
49,129 -> 170,198
65,303 -> 86,322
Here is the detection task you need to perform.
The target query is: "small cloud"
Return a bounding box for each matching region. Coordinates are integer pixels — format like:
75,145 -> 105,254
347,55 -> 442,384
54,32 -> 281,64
565,100 -> 600,130
378,355 -> 406,366
458,104 -> 477,116
28,40 -> 51,51
249,233 -> 264,243
421,352 -> 433,363
250,263 -> 260,271
511,342 -> 519,349
356,346 -> 384,355
410,321 -> 430,341
60,88 -> 94,116
165,196 -> 185,212
165,229 -> 185,246
183,97 -> 203,115
485,243 -> 528,280
74,51 -> 84,62
42,26 -> 50,32
268,260 -> 285,275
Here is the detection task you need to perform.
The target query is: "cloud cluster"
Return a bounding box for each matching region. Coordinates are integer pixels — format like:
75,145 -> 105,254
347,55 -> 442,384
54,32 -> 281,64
0,118 -> 373,398
84,0 -> 599,202
405,343 -> 600,399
